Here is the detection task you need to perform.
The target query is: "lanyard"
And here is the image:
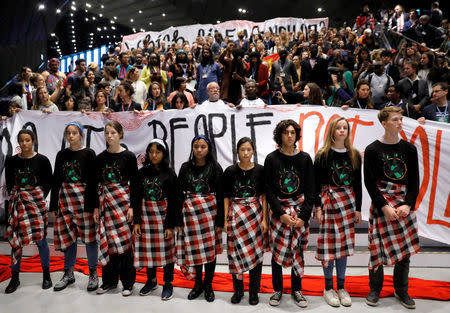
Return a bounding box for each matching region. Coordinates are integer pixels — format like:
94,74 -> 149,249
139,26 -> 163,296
280,147 -> 296,156
152,99 -> 156,111
122,99 -> 132,111
436,103 -> 448,120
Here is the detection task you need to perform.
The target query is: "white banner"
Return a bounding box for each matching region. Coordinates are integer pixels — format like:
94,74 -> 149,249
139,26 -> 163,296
121,17 -> 329,51
1,106 -> 449,244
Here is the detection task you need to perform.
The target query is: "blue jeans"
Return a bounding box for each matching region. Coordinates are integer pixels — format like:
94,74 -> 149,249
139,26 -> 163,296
322,257 -> 347,280
11,239 -> 50,272
64,241 -> 98,269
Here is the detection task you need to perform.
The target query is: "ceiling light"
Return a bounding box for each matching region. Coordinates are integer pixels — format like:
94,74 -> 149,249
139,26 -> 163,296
111,26 -> 116,30
71,25 -> 75,28
38,4 -> 45,10
101,35 -> 104,38
97,27 -> 101,31
149,22 -> 152,25
162,13 -> 165,16
71,19 -> 74,23
56,9 -> 61,14
114,16 -> 117,20
101,5 -> 104,8
86,3 -> 91,7
103,26 -> 107,30
71,6 -> 76,11
139,10 -> 142,14
50,33 -> 56,36
317,7 -> 323,12
99,13 -> 102,17
85,18 -> 89,21
110,20 -> 115,24
242,9 -> 247,13
130,18 -> 134,22
238,8 -> 242,12
70,13 -> 73,16
217,20 -> 220,23
92,17 -> 96,20
90,33 -> 94,35
72,39 -> 76,42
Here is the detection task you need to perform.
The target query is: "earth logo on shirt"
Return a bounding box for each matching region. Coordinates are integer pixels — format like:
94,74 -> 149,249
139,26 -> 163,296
331,160 -> 353,186
234,178 -> 256,198
381,153 -> 406,180
190,173 -> 210,194
144,177 -> 162,201
15,167 -> 36,188
278,166 -> 300,195
63,160 -> 82,182
102,162 -> 122,183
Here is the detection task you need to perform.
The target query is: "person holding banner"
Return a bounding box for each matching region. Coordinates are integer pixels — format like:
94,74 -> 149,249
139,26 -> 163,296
223,137 -> 268,305
364,106 -> 420,309
50,122 -> 99,292
133,139 -> 182,300
264,120 -> 314,308
176,135 -> 224,302
314,117 -> 362,307
93,121 -> 139,297
4,129 -> 53,294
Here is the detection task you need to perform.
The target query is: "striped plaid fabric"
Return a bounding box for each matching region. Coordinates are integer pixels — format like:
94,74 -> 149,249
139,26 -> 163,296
54,182 -> 96,251
227,197 -> 268,280
316,185 -> 356,266
368,180 -> 420,270
176,193 -> 223,280
6,186 -> 48,265
134,199 -> 176,268
270,195 -> 309,277
98,183 -> 134,266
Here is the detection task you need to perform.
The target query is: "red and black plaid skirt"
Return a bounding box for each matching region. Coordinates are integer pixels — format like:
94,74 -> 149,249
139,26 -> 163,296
54,182 -> 96,251
98,183 -> 134,266
134,199 -> 176,268
5,186 -> 48,265
227,197 -> 268,279
270,195 -> 309,277
316,185 -> 356,265
176,193 -> 223,280
368,180 -> 420,270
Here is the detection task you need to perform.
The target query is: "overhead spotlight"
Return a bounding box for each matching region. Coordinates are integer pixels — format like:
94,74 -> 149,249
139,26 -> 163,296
217,20 -> 220,23
238,8 -> 242,12
92,17 -> 96,20
85,9 -> 88,13
56,9 -> 61,14
89,33 -> 94,35
99,13 -> 102,17
110,20 -> 115,24
50,33 -> 56,36
317,7 -> 323,12
242,9 -> 247,13
162,13 -> 165,16
107,35 -> 109,38
130,18 -> 134,22
114,16 -> 117,20
101,5 -> 104,8
149,22 -> 152,25
111,26 -> 116,30
103,26 -> 107,30
101,35 -> 104,38
72,39 -> 76,42
85,18 -> 89,21
38,4 -> 45,10
97,27 -> 101,31
139,10 -> 142,14
71,25 -> 75,28
71,19 -> 74,23
70,13 -> 73,16
86,3 -> 91,7
71,6 -> 76,11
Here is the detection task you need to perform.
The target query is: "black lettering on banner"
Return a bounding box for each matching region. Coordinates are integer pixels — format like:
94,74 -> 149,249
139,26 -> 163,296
245,113 -> 273,164
230,114 -> 237,164
169,118 -> 189,169
208,114 -> 227,160
300,24 -> 308,37
163,34 -> 170,42
207,28 -> 214,37
225,29 -> 236,40
268,26 -> 276,34
124,42 -> 130,50
194,114 -> 209,138
147,120 -> 168,141
83,125 -> 104,148
21,122 -> 38,152
279,26 -> 286,33
198,29 -> 205,38
172,30 -> 185,44
137,40 -> 142,48
0,127 -> 13,158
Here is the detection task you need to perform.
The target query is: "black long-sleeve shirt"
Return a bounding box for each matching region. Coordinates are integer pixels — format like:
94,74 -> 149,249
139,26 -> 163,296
177,161 -> 224,227
222,163 -> 265,198
50,148 -> 97,213
264,150 -> 315,223
314,149 -> 362,211
134,165 -> 183,228
364,140 -> 419,216
93,150 -> 140,214
5,153 -> 52,197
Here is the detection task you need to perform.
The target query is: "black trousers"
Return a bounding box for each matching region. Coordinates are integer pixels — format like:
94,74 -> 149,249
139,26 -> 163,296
101,249 -> 136,290
147,263 -> 174,283
369,256 -> 410,293
271,255 -> 303,292
194,258 -> 216,285
232,262 -> 263,293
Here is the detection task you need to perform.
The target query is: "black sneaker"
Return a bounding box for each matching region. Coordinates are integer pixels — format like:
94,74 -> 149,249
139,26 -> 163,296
249,292 -> 259,305
204,284 -> 215,302
139,280 -> 158,296
269,291 -> 282,306
96,283 -> 117,294
187,284 -> 203,300
292,291 -> 308,308
231,290 -> 244,304
394,291 -> 416,309
366,290 -> 380,306
161,283 -> 173,301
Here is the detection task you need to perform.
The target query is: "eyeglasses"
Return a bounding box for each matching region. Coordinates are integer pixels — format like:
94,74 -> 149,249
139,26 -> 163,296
432,89 -> 444,93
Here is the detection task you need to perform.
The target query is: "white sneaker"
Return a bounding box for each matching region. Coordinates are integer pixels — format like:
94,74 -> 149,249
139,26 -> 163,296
323,289 -> 340,307
122,288 -> 133,297
337,289 -> 352,306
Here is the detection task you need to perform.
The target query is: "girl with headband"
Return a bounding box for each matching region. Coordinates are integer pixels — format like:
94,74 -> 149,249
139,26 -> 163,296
5,129 -> 53,293
176,135 -> 224,302
133,139 -> 182,300
93,120 -> 139,297
223,137 -> 268,305
50,122 -> 99,292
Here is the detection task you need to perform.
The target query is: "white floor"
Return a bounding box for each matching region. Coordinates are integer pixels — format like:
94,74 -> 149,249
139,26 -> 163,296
1,265 -> 449,313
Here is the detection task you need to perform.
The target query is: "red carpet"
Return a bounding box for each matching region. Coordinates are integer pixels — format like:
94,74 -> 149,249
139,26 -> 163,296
0,255 -> 449,300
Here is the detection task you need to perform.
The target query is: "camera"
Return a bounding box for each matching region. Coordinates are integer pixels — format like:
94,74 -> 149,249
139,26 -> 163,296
328,66 -> 343,82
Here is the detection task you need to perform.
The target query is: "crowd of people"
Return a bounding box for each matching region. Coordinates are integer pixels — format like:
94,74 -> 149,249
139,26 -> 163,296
3,3 -> 449,124
0,2 -> 446,311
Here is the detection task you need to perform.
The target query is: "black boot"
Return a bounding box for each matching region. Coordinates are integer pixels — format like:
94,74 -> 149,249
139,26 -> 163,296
394,258 -> 415,309
230,275 -> 244,304
42,268 -> 53,290
53,268 -> 75,291
366,266 -> 384,306
5,271 -> 20,294
204,283 -> 215,302
249,264 -> 262,305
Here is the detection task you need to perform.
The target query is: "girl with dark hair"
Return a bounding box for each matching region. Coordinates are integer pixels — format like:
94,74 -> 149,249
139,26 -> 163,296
134,139 -> 182,300
264,120 -> 314,308
353,47 -> 371,81
314,117 -> 362,307
177,135 -> 224,302
170,92 -> 189,110
167,77 -> 195,107
298,83 -> 325,106
4,129 -> 53,293
93,121 -> 139,296
61,95 -> 77,111
50,122 -> 99,292
223,137 -> 268,305
342,79 -> 374,109
93,90 -> 113,113
8,82 -> 27,111
73,76 -> 94,111
143,82 -> 169,111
